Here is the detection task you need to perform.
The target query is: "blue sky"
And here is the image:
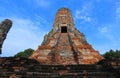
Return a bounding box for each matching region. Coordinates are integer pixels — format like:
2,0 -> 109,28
0,0 -> 120,57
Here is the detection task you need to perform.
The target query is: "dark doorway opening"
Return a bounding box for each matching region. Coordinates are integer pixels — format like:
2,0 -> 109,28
61,26 -> 67,33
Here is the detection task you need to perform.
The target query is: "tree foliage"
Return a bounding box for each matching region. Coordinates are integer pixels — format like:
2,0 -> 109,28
103,49 -> 120,60
14,48 -> 34,58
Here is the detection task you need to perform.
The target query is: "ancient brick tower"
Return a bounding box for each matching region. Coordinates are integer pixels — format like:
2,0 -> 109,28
30,8 -> 104,65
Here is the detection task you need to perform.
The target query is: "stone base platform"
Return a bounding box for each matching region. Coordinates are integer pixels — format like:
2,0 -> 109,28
0,57 -> 119,78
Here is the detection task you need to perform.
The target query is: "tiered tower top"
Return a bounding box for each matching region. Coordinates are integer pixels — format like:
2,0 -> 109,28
53,8 -> 75,32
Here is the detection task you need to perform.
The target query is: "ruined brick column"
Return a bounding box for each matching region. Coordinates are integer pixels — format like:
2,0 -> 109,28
30,8 -> 104,65
0,19 -> 12,54
0,19 -> 12,64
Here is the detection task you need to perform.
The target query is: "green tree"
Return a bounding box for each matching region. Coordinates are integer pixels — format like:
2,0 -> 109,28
14,48 -> 34,58
103,49 -> 120,60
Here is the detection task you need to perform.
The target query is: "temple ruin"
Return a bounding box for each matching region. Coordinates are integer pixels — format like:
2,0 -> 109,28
30,8 -> 104,65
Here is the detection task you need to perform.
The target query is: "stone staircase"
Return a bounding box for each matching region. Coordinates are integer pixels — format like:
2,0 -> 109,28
58,33 -> 70,46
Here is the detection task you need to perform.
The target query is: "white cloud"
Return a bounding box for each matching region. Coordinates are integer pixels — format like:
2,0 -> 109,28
75,2 -> 93,23
99,26 -> 108,34
35,0 -> 50,8
116,1 -> 120,20
24,0 -> 50,9
96,25 -> 120,54
98,26 -> 114,41
0,17 -> 48,57
75,10 -> 91,22
96,13 -> 120,53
